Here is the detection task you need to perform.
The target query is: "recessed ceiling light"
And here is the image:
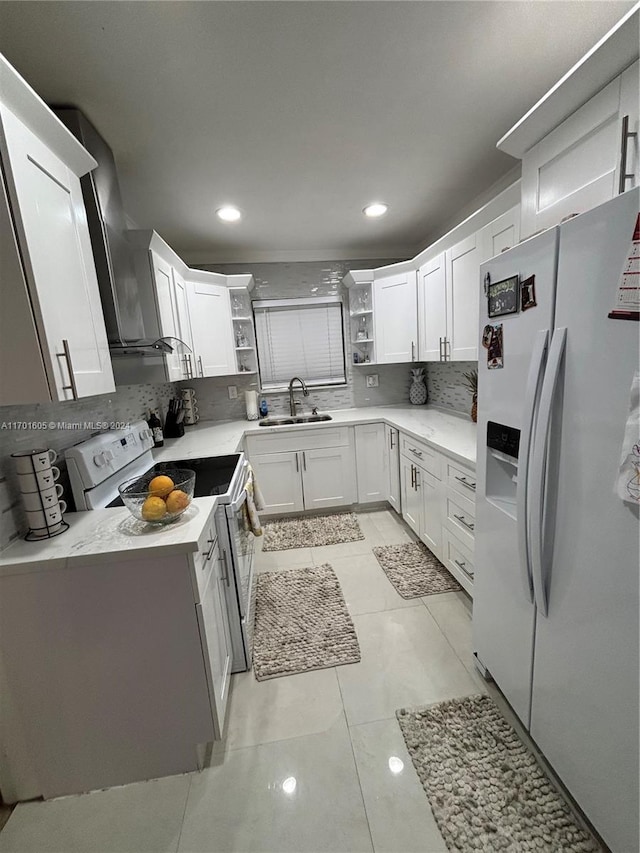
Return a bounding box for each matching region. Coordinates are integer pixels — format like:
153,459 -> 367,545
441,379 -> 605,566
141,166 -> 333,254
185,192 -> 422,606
363,202 -> 388,218
216,206 -> 242,223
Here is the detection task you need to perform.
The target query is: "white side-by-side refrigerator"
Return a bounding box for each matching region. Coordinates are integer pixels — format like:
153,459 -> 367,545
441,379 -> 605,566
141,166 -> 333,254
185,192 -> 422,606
473,187 -> 639,853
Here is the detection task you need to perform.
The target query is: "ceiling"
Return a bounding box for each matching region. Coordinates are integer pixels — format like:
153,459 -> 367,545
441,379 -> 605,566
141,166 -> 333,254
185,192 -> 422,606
0,1 -> 633,263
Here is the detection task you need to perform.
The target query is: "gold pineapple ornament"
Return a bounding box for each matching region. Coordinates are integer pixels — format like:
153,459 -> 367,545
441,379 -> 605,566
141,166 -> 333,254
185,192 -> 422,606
463,369 -> 478,422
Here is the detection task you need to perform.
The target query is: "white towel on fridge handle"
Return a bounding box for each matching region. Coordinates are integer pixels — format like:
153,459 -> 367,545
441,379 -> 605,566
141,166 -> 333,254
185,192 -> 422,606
616,370 -> 640,505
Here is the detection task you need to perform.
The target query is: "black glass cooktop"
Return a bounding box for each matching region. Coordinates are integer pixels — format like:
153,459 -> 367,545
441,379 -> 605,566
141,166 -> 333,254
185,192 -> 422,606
107,454 -> 241,507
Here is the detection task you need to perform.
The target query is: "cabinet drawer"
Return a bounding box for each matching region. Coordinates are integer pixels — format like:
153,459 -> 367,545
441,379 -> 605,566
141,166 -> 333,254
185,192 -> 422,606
192,510 -> 219,602
246,426 -> 352,456
400,434 -> 442,480
446,459 -> 477,501
445,491 -> 475,549
442,529 -> 474,596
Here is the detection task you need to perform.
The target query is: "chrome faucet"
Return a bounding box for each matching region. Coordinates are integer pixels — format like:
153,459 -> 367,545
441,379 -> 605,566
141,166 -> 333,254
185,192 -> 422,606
288,376 -> 309,416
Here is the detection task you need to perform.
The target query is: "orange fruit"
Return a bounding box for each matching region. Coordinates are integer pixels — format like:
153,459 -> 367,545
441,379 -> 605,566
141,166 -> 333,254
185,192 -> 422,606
165,489 -> 190,514
148,474 -> 174,498
141,495 -> 168,522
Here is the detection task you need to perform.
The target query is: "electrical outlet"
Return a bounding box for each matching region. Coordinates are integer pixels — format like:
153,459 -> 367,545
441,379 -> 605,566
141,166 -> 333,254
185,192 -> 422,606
228,385 -> 238,400
366,374 -> 379,388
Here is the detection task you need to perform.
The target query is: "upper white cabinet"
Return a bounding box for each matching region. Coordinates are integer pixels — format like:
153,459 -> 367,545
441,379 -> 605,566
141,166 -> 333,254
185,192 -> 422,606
188,281 -> 236,378
373,272 -> 418,363
150,251 -> 184,382
520,68 -> 639,238
0,83 -> 115,404
418,253 -> 447,362
172,269 -> 195,380
479,205 -> 520,263
445,233 -> 480,361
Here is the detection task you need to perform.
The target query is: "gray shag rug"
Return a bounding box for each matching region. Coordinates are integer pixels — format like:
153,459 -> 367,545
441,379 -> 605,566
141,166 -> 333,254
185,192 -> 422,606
373,542 -> 461,597
396,695 -> 601,853
262,512 -> 364,551
253,564 -> 361,680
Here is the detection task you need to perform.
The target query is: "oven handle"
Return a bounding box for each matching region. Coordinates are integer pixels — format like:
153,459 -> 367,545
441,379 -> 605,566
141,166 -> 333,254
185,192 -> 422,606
226,485 -> 249,516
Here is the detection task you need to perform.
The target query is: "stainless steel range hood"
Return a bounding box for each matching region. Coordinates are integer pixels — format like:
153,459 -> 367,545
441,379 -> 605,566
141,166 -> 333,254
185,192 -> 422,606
54,108 -> 170,382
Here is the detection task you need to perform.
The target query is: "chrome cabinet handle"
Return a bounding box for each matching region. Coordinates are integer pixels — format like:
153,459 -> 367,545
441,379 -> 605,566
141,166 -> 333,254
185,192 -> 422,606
202,537 -> 217,562
454,475 -> 476,491
619,115 -> 638,194
454,559 -> 468,572
302,451 -> 306,471
409,447 -> 423,458
198,356 -> 204,376
221,548 -> 230,585
414,467 -> 420,490
389,430 -> 395,450
411,341 -> 415,361
439,337 -> 444,362
58,339 -> 79,400
445,338 -> 451,361
454,513 -> 475,532
410,464 -> 415,489
295,452 -> 299,472
186,354 -> 193,378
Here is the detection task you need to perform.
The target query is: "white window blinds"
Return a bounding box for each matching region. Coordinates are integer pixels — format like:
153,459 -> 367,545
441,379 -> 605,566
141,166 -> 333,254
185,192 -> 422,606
253,297 -> 346,390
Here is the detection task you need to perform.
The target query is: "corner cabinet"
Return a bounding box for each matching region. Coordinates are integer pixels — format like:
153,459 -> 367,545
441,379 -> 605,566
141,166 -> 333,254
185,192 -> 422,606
187,281 -> 236,378
373,272 -> 418,363
0,95 -> 115,404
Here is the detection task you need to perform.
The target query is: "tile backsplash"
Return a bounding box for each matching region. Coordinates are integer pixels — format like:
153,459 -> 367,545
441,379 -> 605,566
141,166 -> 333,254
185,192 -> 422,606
426,361 -> 477,414
0,383 -> 176,549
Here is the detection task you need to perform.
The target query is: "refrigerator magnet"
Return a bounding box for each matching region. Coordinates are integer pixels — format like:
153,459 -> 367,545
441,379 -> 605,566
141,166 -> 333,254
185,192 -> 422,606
487,275 -> 519,317
521,275 -> 537,311
483,323 -> 504,369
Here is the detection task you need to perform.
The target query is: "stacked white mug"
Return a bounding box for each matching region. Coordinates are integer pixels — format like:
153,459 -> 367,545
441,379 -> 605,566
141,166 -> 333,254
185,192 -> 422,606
12,449 -> 68,539
180,388 -> 199,425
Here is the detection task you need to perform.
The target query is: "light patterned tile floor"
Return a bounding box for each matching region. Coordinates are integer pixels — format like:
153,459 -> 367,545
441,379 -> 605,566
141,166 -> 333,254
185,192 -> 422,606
0,509 -> 491,853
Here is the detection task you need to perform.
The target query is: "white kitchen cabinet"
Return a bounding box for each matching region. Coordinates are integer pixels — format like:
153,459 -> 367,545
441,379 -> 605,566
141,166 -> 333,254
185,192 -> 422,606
419,467 -> 443,557
355,423 -> 388,504
0,104 -> 115,403
400,456 -> 422,535
417,252 -> 447,362
520,63 -> 639,239
445,233 -> 480,361
250,451 -> 305,515
195,537 -> 233,737
246,428 -> 356,516
301,446 -> 357,510
150,251 -> 183,382
172,268 -> 195,380
618,60 -> 639,195
373,272 -> 418,363
479,205 -> 520,263
188,281 -> 236,378
385,424 -> 401,514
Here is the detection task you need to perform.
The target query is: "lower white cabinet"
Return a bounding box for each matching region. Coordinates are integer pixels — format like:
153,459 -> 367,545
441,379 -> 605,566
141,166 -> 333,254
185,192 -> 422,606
385,425 -> 401,513
419,467 -> 442,556
195,537 -> 233,737
249,435 -> 356,516
355,423 -> 388,504
250,451 -> 305,514
400,456 -> 422,535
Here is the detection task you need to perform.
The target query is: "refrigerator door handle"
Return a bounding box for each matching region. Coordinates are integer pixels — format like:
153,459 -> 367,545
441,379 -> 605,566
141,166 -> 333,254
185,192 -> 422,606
529,327 -> 567,618
517,328 -> 549,602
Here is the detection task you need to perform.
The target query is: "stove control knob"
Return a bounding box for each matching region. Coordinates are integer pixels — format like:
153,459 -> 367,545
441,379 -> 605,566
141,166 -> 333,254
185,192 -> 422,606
139,428 -> 151,443
93,452 -> 106,468
104,449 -> 115,463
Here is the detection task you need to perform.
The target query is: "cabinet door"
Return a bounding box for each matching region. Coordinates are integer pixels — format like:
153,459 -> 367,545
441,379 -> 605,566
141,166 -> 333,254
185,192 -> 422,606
479,205 -> 520,264
385,425 -> 401,514
418,253 -> 447,361
250,452 -> 304,515
418,466 -> 442,559
0,108 -> 115,400
172,269 -> 194,380
151,252 -> 182,382
188,281 -> 236,377
520,76 -> 622,239
301,446 -> 356,511
355,423 -> 387,503
446,233 -> 480,361
618,60 -> 639,194
400,457 -> 421,535
374,272 -> 418,363
196,542 -> 233,737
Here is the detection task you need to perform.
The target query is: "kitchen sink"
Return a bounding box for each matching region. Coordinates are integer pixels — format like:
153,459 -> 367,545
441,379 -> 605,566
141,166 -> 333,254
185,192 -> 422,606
258,414 -> 333,427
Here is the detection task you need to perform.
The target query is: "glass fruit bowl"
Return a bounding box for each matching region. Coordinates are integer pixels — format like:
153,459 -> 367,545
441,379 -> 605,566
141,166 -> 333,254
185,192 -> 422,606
118,469 -> 196,525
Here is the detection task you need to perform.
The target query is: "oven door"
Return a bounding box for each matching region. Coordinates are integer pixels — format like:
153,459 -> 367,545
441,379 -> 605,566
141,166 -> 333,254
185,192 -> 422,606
225,485 -> 255,620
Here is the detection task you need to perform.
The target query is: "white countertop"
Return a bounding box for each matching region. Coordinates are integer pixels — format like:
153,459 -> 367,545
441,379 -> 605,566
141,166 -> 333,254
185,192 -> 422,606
157,404 -> 477,469
0,497 -> 217,576
0,405 -> 476,572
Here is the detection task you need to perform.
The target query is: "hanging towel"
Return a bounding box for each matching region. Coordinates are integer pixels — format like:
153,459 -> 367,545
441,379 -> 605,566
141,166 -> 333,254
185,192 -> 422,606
616,370 -> 640,505
244,463 -> 264,536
